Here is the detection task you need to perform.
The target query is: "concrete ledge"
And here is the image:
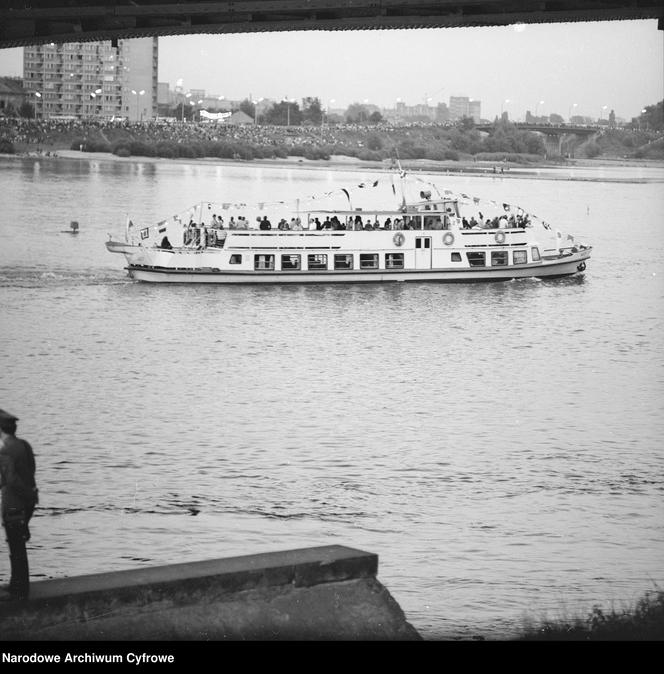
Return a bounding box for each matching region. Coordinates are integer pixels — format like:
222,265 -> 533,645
0,545 -> 420,640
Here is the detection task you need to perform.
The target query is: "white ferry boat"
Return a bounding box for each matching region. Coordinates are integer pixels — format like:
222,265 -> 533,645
106,173 -> 591,283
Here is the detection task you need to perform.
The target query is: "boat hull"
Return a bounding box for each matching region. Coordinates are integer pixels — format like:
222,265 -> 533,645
126,250 -> 591,284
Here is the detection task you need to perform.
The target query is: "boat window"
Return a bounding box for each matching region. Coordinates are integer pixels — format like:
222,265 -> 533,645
385,253 -> 404,269
491,251 -> 508,267
254,254 -> 275,271
359,254 -> 379,270
415,238 -> 421,249
451,252 -> 462,262
416,237 -> 431,249
307,254 -> 328,270
466,252 -> 486,267
513,250 -> 528,265
281,254 -> 301,270
334,254 -> 353,270
531,247 -> 541,261
229,254 -> 242,265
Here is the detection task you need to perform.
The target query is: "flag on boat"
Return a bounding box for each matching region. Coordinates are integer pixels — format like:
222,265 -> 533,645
503,203 -> 511,211
125,217 -> 134,243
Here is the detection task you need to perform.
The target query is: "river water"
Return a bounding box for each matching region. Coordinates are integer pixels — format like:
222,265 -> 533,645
0,155 -> 663,640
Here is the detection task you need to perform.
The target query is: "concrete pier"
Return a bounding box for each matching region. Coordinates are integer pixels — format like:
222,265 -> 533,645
0,545 -> 420,640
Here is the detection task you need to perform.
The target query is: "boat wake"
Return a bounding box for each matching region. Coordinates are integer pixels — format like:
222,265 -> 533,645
0,266 -> 130,288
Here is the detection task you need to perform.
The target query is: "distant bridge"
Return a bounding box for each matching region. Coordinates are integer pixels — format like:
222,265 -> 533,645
475,122 -> 602,157
476,123 -> 600,137
0,0 -> 662,49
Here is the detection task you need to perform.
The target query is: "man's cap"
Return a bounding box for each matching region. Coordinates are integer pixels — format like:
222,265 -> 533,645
0,409 -> 18,422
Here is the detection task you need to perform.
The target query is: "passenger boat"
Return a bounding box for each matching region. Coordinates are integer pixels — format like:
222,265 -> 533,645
106,172 -> 591,283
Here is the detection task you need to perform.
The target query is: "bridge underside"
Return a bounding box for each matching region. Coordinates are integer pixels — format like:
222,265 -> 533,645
0,1 -> 662,49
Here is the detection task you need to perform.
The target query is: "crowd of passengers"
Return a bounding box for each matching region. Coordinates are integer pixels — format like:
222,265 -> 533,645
164,209 -> 531,249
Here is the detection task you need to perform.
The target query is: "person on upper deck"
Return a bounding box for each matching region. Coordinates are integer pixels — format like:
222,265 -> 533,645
259,216 -> 272,231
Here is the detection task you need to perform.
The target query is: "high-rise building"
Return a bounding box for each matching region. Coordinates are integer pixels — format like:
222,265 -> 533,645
449,96 -> 481,123
468,100 -> 481,123
23,38 -> 158,121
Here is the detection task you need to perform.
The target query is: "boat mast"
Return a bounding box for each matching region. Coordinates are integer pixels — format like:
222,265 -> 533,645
395,153 -> 407,210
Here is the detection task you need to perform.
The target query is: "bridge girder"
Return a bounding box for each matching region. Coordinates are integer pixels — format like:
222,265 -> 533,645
0,1 -> 662,49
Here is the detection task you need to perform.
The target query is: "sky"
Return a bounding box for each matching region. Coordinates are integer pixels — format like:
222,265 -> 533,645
0,19 -> 662,121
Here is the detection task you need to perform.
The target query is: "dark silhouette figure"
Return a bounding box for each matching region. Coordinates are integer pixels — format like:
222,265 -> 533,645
0,409 -> 38,601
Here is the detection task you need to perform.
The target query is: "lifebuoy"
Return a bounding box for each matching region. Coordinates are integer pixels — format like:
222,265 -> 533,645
495,231 -> 506,245
393,232 -> 405,247
443,232 -> 455,246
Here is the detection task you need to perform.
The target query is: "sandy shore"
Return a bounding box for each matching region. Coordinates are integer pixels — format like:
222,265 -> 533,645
4,149 -> 664,179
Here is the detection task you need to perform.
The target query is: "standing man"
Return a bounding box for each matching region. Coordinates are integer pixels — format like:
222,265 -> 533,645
0,409 -> 38,601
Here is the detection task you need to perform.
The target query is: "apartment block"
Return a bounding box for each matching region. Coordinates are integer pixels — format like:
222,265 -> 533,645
449,96 -> 481,123
23,38 -> 158,121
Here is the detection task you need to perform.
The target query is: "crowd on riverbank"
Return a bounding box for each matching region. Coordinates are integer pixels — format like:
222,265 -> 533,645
0,117 -> 451,150
1,116 -> 662,162
0,117 -> 546,163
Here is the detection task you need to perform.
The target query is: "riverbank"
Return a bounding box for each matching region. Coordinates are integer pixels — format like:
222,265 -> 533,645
5,148 -> 663,182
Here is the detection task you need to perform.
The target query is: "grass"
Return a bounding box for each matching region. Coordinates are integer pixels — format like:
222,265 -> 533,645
519,588 -> 664,641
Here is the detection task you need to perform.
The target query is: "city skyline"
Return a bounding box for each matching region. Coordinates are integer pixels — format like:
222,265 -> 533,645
0,19 -> 661,121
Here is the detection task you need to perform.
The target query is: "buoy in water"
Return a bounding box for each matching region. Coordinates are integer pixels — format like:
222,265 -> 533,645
61,220 -> 80,234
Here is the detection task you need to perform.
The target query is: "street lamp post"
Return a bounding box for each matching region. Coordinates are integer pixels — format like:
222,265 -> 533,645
282,98 -> 294,126
33,91 -> 41,119
89,88 -> 102,118
181,92 -> 191,122
252,98 -> 264,125
324,98 -> 335,127
568,103 -> 578,123
131,89 -> 145,122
